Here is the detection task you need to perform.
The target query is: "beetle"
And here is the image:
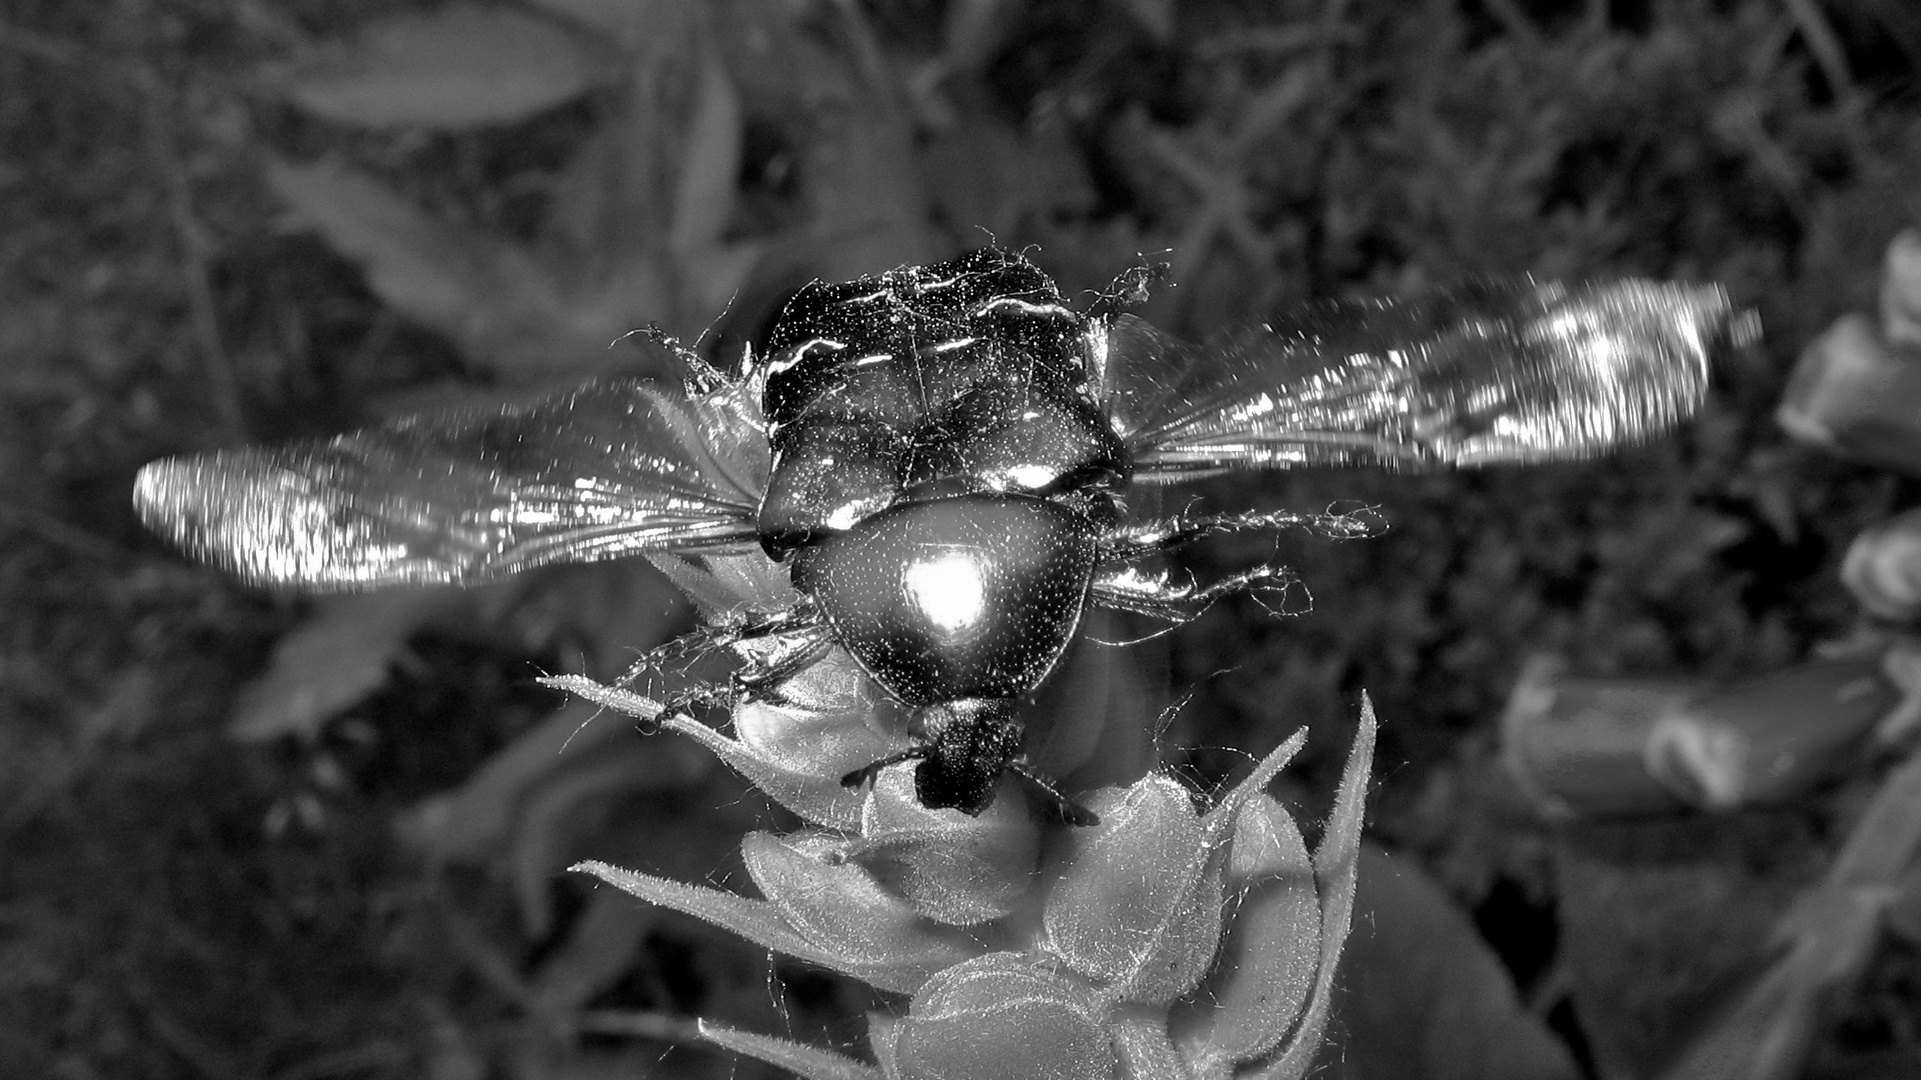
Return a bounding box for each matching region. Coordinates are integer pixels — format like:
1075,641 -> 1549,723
134,247 -> 1746,824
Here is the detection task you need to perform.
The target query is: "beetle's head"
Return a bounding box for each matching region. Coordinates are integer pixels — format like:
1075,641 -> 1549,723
913,699 -> 1023,817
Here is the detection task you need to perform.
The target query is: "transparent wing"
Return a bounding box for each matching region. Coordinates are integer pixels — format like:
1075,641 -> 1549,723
134,377 -> 768,591
1103,279 -> 1751,481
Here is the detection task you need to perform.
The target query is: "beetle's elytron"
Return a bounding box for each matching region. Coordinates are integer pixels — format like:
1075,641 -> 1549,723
135,248 -> 1748,824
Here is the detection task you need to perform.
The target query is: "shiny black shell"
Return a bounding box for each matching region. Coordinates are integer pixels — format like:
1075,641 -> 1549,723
754,249 -> 1129,557
788,492 -> 1099,706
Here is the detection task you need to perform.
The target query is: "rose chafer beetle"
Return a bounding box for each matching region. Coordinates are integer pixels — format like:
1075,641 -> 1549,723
135,248 -> 1748,824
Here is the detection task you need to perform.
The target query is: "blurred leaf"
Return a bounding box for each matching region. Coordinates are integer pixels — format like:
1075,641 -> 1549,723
401,698 -> 718,937
230,588 -> 471,741
267,159 -> 585,366
916,115 -> 1094,239
542,20 -> 695,274
1554,809 -> 1826,1080
528,888 -> 657,1017
1122,0 -> 1174,43
1262,697 -> 1376,1080
1656,812 -> 1912,1080
509,750 -> 685,937
267,158 -> 645,374
936,0 -> 1026,77
283,5 -> 603,130
403,701 -> 627,864
1685,745 -> 1921,1080
1651,930 -> 1846,1080
1786,745 -> 1921,913
669,55 -> 744,258
786,15 -> 936,278
1319,845 -> 1581,1080
545,113 -> 670,272
531,0 -> 678,50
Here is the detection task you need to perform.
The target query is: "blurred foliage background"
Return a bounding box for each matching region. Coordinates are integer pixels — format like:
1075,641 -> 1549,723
4,0 -> 1921,1077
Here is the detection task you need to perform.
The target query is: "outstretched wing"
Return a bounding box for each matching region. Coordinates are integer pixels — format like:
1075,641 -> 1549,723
134,377 -> 767,591
1102,279 -> 1750,481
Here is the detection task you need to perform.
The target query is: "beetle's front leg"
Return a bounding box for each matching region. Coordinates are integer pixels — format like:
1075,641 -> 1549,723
1090,505 -> 1380,624
1101,504 -> 1381,562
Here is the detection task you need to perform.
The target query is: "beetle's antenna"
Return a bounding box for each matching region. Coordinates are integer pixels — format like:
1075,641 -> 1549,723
1085,255 -> 1172,321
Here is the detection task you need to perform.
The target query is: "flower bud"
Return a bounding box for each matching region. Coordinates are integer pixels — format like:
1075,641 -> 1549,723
1777,314 -> 1921,476
1170,793 -> 1320,1069
1500,654 -> 1702,817
1042,774 -> 1222,1000
891,953 -> 1115,1080
1501,655 -> 1893,814
1876,636 -> 1921,742
845,767 -> 1042,925
1646,660 -> 1893,808
1881,229 -> 1921,347
1844,508 -> 1921,622
740,829 -> 977,992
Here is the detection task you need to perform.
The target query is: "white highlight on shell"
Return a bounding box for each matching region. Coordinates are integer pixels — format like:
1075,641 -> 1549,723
903,552 -> 987,635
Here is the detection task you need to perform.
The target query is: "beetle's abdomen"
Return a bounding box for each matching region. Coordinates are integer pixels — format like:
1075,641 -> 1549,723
790,494 -> 1097,705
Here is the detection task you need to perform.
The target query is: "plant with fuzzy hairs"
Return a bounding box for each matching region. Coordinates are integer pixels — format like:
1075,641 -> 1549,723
546,528 -> 1375,1079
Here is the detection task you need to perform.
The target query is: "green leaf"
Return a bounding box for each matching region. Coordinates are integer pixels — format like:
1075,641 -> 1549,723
661,709 -> 876,832
1256,696 -> 1376,1080
574,858 -> 952,994
283,6 -> 601,130
699,1019 -> 883,1080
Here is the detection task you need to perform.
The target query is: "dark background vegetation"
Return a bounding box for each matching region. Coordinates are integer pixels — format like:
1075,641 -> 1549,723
4,0 -> 1920,1077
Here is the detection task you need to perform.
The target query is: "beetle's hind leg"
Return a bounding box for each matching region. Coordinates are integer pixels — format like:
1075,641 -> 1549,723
612,605 -> 831,730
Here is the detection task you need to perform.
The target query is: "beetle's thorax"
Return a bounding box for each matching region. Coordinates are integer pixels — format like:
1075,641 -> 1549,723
787,492 -> 1098,709
754,249 -> 1131,558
